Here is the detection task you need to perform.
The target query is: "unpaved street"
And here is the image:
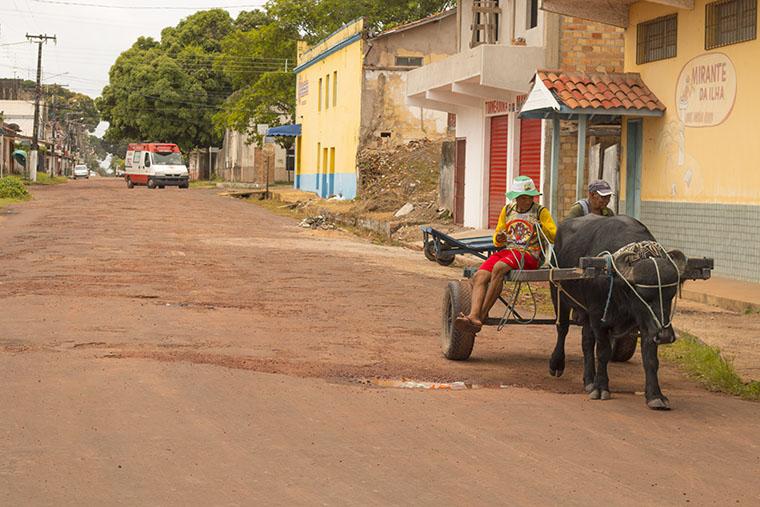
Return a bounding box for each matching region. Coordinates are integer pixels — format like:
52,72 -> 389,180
1,179 -> 759,505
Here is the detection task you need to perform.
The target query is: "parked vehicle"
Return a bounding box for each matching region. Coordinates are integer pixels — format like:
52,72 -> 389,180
124,143 -> 189,189
73,165 -> 89,179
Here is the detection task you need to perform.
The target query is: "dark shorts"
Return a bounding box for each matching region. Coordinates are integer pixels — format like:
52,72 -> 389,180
479,249 -> 539,273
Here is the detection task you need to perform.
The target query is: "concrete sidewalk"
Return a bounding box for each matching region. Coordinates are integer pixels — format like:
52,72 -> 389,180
682,275 -> 760,314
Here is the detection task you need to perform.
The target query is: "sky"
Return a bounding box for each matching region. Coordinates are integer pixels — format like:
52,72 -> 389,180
0,0 -> 268,135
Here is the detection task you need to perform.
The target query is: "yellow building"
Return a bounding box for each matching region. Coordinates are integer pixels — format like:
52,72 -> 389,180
540,0 -> 760,282
293,13 -> 457,199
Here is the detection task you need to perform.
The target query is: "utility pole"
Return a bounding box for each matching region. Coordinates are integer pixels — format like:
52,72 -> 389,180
26,33 -> 56,182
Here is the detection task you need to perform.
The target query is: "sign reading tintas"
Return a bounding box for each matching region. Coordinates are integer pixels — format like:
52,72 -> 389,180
676,53 -> 737,128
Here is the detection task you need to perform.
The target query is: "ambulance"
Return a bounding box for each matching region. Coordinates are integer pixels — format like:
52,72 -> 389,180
125,143 -> 189,189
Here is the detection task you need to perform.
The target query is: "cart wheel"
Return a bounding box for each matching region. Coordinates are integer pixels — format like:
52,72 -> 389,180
441,280 -> 476,360
424,242 -> 437,262
611,332 -> 638,362
126,178 -> 134,189
147,179 -> 156,189
436,252 -> 456,266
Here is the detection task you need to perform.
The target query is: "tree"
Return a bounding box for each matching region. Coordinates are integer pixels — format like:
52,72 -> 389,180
212,1 -> 455,148
97,10 -> 234,151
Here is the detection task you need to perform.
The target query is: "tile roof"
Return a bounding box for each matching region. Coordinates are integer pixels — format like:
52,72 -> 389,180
536,70 -> 666,112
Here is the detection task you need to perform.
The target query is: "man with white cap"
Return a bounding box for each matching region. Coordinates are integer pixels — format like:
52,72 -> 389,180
454,175 -> 557,334
565,179 -> 615,219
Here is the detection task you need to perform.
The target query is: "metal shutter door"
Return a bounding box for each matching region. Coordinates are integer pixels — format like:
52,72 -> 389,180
519,118 -> 541,188
488,115 -> 508,228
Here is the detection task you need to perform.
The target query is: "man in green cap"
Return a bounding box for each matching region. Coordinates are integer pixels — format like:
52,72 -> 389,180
455,175 -> 557,334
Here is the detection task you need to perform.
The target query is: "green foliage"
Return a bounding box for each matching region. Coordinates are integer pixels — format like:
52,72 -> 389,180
31,173 -> 68,185
98,10 -> 234,152
0,176 -> 31,199
17,81 -> 100,132
662,331 -> 760,401
100,2 -> 454,151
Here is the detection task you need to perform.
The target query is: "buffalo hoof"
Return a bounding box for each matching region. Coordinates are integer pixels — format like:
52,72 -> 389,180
589,389 -> 611,400
647,398 -> 671,410
584,383 -> 595,393
549,368 -> 564,378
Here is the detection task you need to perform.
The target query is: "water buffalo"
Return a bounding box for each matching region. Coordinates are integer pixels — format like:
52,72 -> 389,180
548,215 -> 687,410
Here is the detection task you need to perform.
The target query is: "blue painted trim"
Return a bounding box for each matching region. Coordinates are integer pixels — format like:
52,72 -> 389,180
294,172 -> 356,199
293,33 -> 362,74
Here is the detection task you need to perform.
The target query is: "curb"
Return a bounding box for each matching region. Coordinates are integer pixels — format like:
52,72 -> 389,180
680,288 -> 760,314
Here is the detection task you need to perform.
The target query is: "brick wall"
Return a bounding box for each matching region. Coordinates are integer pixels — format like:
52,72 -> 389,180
552,17 -> 625,220
558,17 -> 625,73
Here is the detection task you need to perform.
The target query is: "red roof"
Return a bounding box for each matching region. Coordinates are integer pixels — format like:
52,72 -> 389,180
536,70 -> 666,112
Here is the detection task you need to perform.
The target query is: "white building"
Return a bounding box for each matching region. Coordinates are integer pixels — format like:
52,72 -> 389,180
409,0 -> 631,229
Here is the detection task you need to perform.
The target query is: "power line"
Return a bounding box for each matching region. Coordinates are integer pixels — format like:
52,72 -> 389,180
29,0 -> 266,9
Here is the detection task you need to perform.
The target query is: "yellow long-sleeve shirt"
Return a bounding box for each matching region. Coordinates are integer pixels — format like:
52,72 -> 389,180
492,203 -> 557,248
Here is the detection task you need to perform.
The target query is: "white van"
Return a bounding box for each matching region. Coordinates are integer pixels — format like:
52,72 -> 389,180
125,143 -> 189,189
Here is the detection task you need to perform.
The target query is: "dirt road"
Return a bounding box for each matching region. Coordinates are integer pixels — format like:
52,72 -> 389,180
1,179 -> 758,505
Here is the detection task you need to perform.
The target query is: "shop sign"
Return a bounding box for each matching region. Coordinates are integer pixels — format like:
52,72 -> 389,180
676,53 -> 736,127
485,95 -> 527,116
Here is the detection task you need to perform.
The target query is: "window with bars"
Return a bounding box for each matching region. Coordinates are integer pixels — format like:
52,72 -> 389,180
706,0 -> 757,49
636,14 -> 678,64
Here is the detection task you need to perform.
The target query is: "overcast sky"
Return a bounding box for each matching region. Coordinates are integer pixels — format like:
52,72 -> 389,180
0,0 -> 267,134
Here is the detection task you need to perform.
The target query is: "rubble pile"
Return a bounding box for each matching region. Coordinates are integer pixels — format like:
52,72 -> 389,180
356,139 -> 441,218
298,215 -> 336,230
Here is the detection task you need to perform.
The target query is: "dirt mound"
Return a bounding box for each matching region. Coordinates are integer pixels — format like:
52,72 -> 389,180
356,139 -> 441,214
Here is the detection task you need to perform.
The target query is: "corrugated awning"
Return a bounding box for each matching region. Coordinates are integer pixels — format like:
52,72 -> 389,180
266,124 -> 301,137
520,70 -> 666,120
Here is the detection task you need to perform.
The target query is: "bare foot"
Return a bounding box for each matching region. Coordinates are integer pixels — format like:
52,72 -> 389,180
454,313 -> 482,334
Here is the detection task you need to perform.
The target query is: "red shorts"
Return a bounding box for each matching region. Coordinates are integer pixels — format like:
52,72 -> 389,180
479,249 -> 539,273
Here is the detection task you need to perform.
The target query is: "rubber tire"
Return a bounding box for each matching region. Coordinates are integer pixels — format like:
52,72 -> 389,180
126,178 -> 134,189
179,182 -> 189,189
424,242 -> 437,262
441,280 -> 476,360
158,185 -> 165,189
611,333 -> 638,362
147,179 -> 156,189
436,252 -> 456,266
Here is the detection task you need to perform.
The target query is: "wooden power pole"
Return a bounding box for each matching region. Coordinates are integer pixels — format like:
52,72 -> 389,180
25,33 -> 56,182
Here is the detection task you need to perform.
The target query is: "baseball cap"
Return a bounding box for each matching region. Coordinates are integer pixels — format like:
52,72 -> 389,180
588,179 -> 613,196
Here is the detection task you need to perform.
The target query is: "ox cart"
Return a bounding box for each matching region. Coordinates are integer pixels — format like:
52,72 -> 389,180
421,226 -> 714,363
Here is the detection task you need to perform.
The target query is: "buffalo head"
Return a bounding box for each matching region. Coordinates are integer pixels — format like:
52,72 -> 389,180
615,249 -> 687,344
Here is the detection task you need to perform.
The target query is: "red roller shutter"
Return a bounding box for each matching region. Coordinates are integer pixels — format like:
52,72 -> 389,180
519,118 -> 541,189
488,115 -> 508,228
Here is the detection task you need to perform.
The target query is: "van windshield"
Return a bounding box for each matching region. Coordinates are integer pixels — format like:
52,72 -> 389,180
152,152 -> 183,165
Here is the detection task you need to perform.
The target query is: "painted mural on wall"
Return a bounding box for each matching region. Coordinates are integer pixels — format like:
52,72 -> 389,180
676,53 -> 737,128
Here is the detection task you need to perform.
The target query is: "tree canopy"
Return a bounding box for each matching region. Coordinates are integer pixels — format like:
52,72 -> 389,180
98,1 -> 455,152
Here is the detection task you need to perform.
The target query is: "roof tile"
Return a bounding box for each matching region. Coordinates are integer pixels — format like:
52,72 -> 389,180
535,70 -> 666,113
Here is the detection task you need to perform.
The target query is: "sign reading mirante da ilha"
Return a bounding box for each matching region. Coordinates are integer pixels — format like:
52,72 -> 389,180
676,53 -> 736,128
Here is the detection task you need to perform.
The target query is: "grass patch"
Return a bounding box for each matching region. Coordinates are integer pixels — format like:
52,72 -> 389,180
661,331 -> 760,401
29,173 -> 68,185
0,196 -> 29,209
190,178 -> 223,189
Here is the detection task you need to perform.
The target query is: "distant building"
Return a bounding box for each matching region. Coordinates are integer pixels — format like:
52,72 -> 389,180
293,11 -> 458,199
